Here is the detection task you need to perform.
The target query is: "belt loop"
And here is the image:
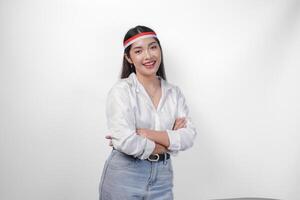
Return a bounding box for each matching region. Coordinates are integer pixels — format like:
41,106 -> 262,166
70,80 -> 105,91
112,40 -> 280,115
163,153 -> 167,165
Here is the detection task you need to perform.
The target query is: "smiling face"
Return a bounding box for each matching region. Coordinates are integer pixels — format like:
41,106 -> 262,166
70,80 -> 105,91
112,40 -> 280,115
125,37 -> 162,78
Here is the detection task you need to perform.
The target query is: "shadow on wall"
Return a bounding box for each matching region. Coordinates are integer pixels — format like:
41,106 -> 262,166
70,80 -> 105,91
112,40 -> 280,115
212,198 -> 280,200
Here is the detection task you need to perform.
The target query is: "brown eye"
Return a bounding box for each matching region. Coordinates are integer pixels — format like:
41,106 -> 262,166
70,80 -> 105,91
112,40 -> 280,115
150,45 -> 157,49
135,50 -> 142,54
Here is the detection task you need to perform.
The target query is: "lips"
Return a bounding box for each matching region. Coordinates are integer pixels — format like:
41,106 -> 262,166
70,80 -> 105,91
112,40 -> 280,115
143,61 -> 156,69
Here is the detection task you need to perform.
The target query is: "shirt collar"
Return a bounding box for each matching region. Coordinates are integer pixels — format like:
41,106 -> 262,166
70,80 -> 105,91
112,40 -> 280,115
128,72 -> 173,93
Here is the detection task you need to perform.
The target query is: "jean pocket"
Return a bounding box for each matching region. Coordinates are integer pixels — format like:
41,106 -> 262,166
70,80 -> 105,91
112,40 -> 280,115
109,150 -> 137,170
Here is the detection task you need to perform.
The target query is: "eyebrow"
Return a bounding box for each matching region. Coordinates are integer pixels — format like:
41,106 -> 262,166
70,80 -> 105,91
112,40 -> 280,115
132,41 -> 158,50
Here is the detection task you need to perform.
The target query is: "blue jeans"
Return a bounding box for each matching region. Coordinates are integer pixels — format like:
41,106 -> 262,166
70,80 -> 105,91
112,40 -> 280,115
99,149 -> 174,200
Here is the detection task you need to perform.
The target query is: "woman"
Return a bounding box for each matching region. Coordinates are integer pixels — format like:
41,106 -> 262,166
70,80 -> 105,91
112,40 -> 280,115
99,25 -> 197,200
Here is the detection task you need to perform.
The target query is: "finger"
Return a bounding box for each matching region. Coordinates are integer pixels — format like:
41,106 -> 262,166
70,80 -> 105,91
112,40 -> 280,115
173,118 -> 184,129
176,118 -> 186,124
173,123 -> 178,130
179,119 -> 187,128
175,119 -> 187,129
173,123 -> 180,130
174,124 -> 180,130
172,122 -> 176,130
175,117 -> 185,121
174,118 -> 185,129
174,118 -> 184,125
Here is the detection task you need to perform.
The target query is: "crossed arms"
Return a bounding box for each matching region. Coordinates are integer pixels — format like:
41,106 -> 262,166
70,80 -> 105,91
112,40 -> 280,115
105,117 -> 187,154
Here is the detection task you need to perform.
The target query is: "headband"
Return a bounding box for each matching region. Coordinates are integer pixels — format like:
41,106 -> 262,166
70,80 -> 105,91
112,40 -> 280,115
123,31 -> 157,49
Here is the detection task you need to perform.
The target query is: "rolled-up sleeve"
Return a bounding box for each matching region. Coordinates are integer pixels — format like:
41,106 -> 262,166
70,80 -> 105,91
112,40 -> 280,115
106,83 -> 155,160
166,87 -> 197,152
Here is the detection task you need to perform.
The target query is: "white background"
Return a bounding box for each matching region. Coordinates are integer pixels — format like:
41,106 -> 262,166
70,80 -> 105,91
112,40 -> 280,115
0,0 -> 299,199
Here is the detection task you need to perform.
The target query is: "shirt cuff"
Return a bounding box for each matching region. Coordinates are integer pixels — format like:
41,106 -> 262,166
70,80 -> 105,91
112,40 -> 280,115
138,139 -> 156,160
166,129 -> 181,151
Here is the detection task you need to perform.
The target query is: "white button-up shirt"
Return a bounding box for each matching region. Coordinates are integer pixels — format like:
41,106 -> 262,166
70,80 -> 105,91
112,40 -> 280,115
106,73 -> 197,160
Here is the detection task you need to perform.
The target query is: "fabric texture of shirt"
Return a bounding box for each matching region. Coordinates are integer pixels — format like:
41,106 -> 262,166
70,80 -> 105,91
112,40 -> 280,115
106,73 -> 197,160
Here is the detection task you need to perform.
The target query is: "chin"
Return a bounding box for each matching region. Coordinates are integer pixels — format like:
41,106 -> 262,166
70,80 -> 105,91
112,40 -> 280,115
137,67 -> 157,75
147,68 -> 159,75
139,70 -> 158,77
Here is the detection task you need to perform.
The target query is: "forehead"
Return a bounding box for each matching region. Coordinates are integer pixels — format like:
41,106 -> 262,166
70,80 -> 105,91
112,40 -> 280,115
130,37 -> 158,49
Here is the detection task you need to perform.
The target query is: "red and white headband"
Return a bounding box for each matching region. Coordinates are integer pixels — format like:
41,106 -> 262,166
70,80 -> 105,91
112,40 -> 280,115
123,31 -> 157,49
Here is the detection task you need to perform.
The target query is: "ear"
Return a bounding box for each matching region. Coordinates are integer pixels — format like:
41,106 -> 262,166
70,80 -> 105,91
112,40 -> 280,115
125,53 -> 133,64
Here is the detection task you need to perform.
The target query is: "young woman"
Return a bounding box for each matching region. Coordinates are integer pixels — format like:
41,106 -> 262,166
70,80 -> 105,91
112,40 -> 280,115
99,25 -> 197,200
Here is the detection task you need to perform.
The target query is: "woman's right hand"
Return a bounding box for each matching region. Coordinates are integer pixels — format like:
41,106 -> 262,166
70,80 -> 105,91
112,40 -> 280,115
152,143 -> 168,154
172,117 -> 187,130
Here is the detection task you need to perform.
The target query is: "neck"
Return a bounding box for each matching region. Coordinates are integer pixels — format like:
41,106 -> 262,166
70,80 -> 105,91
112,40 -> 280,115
136,73 -> 160,89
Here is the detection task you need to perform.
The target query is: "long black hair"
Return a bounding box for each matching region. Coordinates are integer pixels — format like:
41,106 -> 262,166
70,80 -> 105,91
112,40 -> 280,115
120,25 -> 167,80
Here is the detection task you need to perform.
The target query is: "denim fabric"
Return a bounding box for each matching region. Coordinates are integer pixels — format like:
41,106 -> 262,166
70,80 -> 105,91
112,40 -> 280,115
99,149 -> 174,200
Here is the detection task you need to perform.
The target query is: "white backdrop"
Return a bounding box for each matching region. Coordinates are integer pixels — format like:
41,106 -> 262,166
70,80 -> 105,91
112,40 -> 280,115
0,0 -> 299,199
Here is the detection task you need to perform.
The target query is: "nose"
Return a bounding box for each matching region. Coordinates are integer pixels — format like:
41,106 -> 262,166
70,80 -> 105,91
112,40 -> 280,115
144,49 -> 151,59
